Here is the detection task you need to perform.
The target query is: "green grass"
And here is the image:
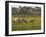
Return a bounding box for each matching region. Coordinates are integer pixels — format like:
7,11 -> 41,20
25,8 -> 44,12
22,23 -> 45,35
12,16 -> 41,31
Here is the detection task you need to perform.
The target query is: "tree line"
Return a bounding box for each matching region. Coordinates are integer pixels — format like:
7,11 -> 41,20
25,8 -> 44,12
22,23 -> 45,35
12,6 -> 41,16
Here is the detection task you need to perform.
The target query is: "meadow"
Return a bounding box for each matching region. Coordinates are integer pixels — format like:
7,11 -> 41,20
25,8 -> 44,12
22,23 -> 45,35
12,15 -> 41,31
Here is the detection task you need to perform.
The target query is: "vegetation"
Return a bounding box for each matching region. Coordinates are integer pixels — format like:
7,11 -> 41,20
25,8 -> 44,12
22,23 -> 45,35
12,6 -> 41,31
12,6 -> 41,15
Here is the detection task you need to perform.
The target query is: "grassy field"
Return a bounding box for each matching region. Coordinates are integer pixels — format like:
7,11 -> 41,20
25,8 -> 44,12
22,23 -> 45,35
12,16 -> 41,31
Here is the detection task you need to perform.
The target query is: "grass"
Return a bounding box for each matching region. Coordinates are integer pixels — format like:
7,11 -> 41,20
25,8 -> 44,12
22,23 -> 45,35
12,16 -> 41,31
